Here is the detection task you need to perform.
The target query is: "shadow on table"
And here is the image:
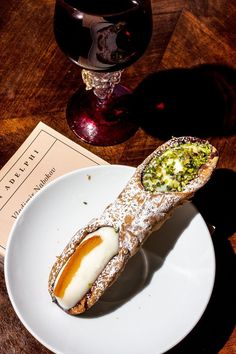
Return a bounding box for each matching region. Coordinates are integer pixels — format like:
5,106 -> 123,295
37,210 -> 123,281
133,64 -> 236,139
166,168 -> 236,354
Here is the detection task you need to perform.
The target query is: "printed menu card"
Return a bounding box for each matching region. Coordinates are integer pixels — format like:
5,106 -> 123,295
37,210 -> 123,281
0,122 -> 107,259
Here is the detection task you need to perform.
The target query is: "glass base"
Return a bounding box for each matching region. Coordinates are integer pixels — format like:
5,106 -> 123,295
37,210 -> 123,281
66,84 -> 138,146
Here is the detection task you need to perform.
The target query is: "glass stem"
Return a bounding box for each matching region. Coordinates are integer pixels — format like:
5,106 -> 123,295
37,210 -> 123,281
81,69 -> 123,107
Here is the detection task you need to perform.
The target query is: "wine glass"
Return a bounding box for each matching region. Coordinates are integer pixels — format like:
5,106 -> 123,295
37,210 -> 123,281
54,0 -> 152,145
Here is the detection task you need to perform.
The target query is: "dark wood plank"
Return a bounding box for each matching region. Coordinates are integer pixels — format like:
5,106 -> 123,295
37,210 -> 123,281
152,0 -> 187,14
159,9 -> 236,69
188,0 -> 236,49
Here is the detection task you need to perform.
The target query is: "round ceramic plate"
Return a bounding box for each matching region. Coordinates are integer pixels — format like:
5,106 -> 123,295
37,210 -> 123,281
5,165 -> 215,354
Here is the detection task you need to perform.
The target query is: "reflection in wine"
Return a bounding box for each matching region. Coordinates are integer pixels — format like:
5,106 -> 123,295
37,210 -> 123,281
53,0 -> 152,145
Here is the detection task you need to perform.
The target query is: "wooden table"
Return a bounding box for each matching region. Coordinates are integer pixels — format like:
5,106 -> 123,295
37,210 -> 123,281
0,0 -> 235,353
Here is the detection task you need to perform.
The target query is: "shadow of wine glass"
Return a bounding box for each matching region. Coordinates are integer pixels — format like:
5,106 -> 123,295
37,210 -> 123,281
133,63 -> 236,139
81,203 -> 196,318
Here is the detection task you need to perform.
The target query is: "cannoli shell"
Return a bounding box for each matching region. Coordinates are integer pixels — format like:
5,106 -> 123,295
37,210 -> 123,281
48,136 -> 218,314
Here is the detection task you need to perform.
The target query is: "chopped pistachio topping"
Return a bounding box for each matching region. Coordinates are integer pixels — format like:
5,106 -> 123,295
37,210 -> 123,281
142,142 -> 212,192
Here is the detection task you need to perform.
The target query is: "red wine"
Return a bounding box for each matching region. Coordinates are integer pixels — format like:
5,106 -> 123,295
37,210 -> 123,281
54,0 -> 152,71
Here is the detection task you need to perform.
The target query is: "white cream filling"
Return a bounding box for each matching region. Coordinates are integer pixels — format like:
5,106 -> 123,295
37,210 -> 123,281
55,226 -> 119,310
174,158 -> 184,173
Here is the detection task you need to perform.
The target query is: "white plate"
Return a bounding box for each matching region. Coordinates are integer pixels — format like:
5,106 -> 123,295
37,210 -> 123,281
5,165 -> 215,354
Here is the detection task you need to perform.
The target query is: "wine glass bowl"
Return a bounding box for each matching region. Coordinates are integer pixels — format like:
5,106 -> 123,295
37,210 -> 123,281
54,0 -> 152,145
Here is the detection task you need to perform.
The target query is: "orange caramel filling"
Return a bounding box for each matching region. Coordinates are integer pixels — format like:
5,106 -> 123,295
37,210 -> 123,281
54,235 -> 102,298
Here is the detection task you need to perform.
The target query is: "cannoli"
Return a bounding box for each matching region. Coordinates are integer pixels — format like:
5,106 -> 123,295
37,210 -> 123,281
48,136 -> 218,314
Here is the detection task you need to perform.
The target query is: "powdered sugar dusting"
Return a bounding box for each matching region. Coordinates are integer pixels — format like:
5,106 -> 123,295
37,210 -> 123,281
48,136 -> 218,314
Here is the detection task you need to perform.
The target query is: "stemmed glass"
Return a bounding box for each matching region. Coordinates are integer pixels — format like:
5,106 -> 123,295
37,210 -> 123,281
54,0 -> 152,145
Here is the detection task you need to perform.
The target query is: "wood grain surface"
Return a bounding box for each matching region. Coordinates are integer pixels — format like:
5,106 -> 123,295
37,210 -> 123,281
0,0 -> 235,353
